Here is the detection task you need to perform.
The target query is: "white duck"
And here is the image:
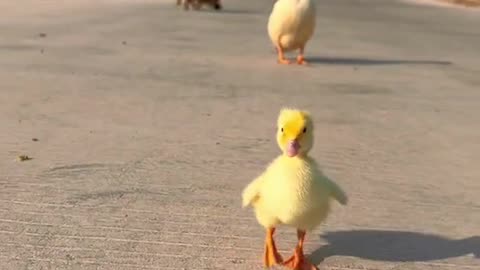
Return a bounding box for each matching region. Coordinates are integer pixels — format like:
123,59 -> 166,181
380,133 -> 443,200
267,0 -> 316,65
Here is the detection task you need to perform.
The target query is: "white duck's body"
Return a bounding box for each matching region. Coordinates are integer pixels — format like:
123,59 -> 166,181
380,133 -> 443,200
268,0 -> 316,52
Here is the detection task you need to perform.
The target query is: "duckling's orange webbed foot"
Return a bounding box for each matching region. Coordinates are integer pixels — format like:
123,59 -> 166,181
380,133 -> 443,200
283,251 -> 318,270
263,227 -> 283,268
282,230 -> 318,270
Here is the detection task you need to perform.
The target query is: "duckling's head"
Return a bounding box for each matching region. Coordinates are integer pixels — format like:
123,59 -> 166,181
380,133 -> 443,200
276,108 -> 314,158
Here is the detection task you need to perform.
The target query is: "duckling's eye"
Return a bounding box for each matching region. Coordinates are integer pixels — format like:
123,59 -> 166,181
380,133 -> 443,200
281,128 -> 284,132
303,127 -> 307,133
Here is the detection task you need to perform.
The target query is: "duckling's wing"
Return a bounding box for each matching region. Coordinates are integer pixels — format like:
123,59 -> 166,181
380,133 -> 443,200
327,178 -> 348,205
241,174 -> 264,208
317,172 -> 348,205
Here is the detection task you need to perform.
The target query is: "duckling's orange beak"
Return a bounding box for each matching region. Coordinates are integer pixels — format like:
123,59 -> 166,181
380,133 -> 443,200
286,140 -> 300,157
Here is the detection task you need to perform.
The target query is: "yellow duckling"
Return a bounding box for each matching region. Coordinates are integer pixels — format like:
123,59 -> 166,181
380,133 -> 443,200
267,0 -> 316,65
242,108 -> 348,270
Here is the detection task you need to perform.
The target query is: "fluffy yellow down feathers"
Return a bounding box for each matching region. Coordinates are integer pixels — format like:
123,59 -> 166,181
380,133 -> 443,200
241,108 -> 347,270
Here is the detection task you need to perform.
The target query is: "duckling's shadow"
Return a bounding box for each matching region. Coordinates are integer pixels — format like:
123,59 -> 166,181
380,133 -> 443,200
310,230 -> 479,265
306,56 -> 452,66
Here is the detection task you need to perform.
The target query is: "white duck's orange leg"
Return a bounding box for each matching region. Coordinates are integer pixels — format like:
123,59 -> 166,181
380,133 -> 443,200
296,46 -> 308,65
276,45 -> 291,65
263,227 -> 283,267
282,230 -> 318,270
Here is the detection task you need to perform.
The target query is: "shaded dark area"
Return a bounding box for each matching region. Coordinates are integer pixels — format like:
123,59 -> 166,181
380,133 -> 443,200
200,9 -> 257,15
310,230 -> 479,265
307,56 -> 452,66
